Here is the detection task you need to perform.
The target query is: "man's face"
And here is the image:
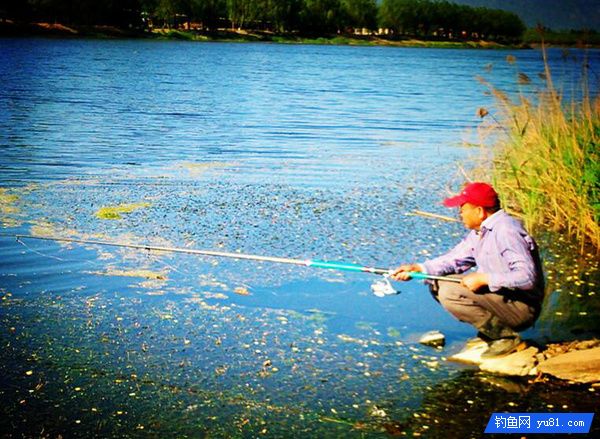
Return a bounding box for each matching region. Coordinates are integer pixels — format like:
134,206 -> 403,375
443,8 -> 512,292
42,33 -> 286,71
459,202 -> 484,230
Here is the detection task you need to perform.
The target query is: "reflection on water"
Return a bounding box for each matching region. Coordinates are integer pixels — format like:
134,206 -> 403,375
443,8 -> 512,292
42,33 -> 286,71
0,40 -> 599,437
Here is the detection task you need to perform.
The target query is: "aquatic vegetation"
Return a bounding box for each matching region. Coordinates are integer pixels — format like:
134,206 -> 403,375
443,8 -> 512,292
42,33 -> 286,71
0,286 -> 464,437
95,202 -> 151,220
0,187 -> 19,205
234,286 -> 251,296
90,268 -> 168,280
0,187 -> 20,227
535,235 -> 600,341
472,52 -> 600,341
477,50 -> 599,252
387,327 -> 401,338
179,161 -> 233,175
28,221 -> 81,239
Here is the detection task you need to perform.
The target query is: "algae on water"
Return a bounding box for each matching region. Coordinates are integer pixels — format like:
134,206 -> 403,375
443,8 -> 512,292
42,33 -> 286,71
95,202 -> 151,220
0,187 -> 21,227
90,268 -> 168,280
0,188 -> 19,215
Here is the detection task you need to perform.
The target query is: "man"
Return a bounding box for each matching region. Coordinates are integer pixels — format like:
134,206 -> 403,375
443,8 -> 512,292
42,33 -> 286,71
391,182 -> 544,358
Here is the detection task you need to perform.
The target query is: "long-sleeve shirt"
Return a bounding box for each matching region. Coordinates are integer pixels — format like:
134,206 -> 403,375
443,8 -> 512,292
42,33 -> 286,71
422,210 -> 544,302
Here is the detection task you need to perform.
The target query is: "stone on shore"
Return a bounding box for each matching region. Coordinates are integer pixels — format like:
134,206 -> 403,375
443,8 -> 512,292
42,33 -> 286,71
479,347 -> 539,377
448,339 -> 488,365
419,330 -> 445,347
449,341 -> 538,376
447,338 -> 600,383
538,346 -> 600,383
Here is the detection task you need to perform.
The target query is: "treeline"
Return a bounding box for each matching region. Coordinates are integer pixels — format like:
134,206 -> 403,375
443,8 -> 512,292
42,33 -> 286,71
379,0 -> 525,41
2,0 -> 526,42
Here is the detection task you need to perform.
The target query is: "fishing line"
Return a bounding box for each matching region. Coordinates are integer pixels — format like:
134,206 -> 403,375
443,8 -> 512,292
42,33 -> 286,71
16,237 -> 73,263
13,234 -> 188,277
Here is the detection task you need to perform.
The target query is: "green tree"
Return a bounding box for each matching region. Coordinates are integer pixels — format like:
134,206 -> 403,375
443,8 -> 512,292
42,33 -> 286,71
189,0 -> 226,29
378,0 -> 525,41
299,0 -> 342,33
266,0 -> 302,32
2,0 -> 33,21
378,0 -> 419,35
340,0 -> 377,30
227,0 -> 267,30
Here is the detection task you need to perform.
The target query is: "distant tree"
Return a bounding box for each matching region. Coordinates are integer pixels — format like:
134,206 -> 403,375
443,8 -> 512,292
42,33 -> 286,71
378,0 -> 419,34
1,0 -> 527,39
227,0 -> 265,30
2,0 -> 33,21
299,0 -> 342,34
378,0 -> 525,41
266,0 -> 302,32
153,0 -> 183,28
25,0 -> 71,23
340,0 -> 377,31
189,0 -> 226,29
456,4 -> 477,37
435,1 -> 461,36
495,10 -> 526,40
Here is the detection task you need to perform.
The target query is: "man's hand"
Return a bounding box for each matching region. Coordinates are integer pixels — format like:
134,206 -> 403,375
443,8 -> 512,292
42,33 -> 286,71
390,264 -> 422,281
460,272 -> 490,291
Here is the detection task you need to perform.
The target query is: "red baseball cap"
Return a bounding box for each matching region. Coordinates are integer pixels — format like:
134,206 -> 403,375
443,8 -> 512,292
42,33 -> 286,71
443,182 -> 499,208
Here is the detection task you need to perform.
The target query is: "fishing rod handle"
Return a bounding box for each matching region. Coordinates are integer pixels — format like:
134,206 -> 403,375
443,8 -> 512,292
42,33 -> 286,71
407,272 -> 462,283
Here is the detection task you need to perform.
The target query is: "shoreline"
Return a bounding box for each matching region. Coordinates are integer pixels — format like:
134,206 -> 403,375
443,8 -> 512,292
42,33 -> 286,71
0,21 -> 536,49
3,21 -> 597,49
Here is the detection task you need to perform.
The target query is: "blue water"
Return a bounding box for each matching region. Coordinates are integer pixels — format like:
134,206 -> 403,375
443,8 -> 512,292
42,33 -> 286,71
0,39 -> 598,437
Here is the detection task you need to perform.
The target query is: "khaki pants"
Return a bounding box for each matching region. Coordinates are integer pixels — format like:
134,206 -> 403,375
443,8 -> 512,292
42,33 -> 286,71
430,276 -> 539,332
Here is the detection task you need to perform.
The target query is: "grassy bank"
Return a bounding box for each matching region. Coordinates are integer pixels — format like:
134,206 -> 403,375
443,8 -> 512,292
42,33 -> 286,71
478,51 -> 599,252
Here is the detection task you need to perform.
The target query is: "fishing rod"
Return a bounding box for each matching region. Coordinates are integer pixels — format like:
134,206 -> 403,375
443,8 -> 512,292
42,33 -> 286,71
0,233 -> 461,283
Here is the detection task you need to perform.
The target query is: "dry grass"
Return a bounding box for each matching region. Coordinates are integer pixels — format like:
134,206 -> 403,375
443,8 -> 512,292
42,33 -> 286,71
477,51 -> 599,252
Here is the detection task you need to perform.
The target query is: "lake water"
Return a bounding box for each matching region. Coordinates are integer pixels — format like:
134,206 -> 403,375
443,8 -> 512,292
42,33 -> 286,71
0,39 -> 598,437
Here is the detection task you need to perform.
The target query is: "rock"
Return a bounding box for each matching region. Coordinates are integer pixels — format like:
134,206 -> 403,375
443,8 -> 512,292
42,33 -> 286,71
538,346 -> 600,383
418,330 -> 445,347
574,339 -> 600,350
447,338 -> 600,382
448,339 -> 488,365
479,347 -> 539,377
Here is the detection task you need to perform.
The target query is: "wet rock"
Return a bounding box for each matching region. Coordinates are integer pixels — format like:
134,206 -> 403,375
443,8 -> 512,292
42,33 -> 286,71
538,347 -> 600,383
479,347 -> 539,377
418,330 -> 445,347
448,339 -> 488,365
450,341 -> 538,376
448,338 -> 600,383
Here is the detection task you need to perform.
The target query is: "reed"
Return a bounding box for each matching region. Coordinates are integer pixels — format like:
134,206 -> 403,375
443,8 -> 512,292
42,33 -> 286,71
478,50 -> 599,252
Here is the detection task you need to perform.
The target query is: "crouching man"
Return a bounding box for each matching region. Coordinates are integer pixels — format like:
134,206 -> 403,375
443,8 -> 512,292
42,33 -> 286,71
392,182 -> 544,358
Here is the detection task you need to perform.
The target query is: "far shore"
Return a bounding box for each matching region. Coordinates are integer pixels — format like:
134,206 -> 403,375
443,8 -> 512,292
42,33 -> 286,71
0,20 -> 570,49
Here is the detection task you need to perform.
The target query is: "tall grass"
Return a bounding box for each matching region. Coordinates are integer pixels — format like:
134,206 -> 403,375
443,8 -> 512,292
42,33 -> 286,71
478,49 -> 599,252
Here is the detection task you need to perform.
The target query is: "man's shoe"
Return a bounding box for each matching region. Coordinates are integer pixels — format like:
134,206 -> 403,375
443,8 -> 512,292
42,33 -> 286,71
465,331 -> 492,346
481,336 -> 522,359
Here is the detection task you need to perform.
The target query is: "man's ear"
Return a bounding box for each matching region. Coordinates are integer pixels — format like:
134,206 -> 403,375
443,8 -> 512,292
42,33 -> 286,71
478,206 -> 486,220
